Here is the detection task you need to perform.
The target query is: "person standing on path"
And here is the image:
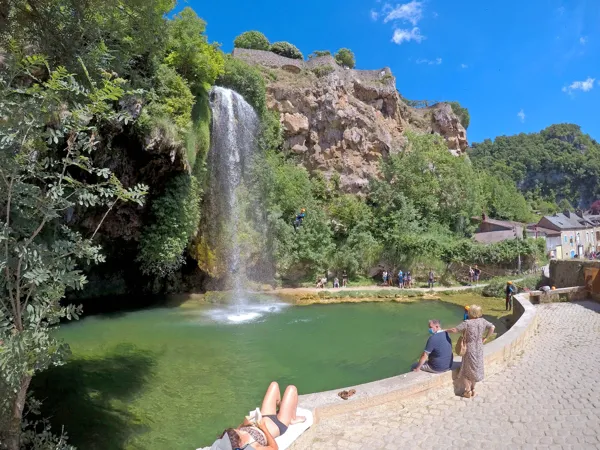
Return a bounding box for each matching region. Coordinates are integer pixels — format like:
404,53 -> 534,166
468,266 -> 474,285
398,270 -> 404,288
382,270 -> 388,286
428,269 -> 435,289
446,305 -> 495,398
505,281 -> 516,311
473,265 -> 481,285
342,270 -> 348,287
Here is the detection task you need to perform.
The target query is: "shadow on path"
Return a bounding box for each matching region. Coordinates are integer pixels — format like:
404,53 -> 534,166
30,343 -> 156,450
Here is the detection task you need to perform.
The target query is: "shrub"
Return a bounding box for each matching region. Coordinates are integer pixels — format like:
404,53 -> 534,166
153,64 -> 195,132
334,48 -> 355,69
311,65 -> 335,77
309,50 -> 331,59
448,101 -> 470,129
270,41 -> 303,60
138,174 -> 202,276
233,31 -> 270,50
217,56 -> 267,116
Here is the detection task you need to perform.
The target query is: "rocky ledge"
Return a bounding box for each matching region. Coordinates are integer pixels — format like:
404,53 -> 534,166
233,49 -> 468,193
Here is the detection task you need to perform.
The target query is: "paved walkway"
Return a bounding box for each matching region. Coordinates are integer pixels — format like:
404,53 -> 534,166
292,301 -> 600,449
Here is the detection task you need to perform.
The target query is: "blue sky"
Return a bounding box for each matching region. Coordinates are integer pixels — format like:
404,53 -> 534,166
177,0 -> 600,143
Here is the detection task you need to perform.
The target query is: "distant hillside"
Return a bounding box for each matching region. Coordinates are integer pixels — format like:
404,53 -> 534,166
469,124 -> 600,210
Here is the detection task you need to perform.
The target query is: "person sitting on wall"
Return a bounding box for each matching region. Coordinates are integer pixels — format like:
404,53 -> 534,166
412,319 -> 453,373
210,382 -> 306,450
293,208 -> 306,231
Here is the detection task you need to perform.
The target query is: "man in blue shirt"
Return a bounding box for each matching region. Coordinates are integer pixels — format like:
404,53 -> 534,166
412,319 -> 453,373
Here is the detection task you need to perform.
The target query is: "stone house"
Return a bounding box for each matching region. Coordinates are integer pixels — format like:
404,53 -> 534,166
537,211 -> 598,259
472,214 -> 524,244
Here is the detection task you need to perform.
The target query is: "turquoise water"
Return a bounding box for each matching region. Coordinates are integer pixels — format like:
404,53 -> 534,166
32,299 -> 463,449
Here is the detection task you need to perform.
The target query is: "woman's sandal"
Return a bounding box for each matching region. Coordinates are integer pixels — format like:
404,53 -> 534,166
462,391 -> 473,398
337,389 -> 357,400
471,390 -> 477,398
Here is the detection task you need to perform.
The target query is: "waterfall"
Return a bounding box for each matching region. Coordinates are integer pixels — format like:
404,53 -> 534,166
205,87 -> 260,297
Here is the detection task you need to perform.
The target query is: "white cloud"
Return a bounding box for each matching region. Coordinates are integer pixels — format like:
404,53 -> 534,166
416,57 -> 442,65
460,63 -> 468,69
580,36 -> 587,45
383,1 -> 423,25
562,77 -> 596,93
370,9 -> 379,20
392,27 -> 425,44
517,109 -> 526,123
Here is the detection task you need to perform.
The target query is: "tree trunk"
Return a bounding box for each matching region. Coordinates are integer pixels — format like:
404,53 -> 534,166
4,375 -> 31,450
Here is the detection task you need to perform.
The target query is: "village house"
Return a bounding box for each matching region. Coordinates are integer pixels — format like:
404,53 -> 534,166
536,211 -> 599,259
472,214 -> 524,244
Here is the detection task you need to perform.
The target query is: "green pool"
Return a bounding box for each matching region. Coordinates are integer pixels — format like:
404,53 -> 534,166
32,299 -> 465,449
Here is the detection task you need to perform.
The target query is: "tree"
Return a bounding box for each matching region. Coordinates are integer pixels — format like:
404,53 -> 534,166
591,200 -> 600,214
0,55 -> 147,449
216,56 -> 267,116
334,48 -> 355,69
233,31 -> 270,51
164,7 -> 225,90
269,42 -> 303,60
448,101 -> 470,129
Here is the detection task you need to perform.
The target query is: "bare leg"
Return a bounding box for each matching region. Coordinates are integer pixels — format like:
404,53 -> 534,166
260,381 -> 281,415
277,385 -> 305,426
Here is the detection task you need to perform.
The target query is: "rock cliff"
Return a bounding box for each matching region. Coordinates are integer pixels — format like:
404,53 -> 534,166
233,49 -> 468,193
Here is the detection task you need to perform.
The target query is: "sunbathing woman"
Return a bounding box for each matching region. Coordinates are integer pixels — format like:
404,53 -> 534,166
211,382 -> 306,450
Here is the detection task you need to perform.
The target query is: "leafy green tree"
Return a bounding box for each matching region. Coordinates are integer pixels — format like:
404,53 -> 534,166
480,172 -> 533,222
0,56 -> 146,449
164,7 -> 224,90
334,48 -> 356,69
216,56 -> 267,116
448,101 -> 470,129
2,0 -> 175,80
557,198 -> 573,211
269,41 -> 303,60
233,31 -> 270,50
469,123 -> 600,208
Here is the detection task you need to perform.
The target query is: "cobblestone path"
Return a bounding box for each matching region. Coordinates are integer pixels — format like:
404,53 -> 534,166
293,301 -> 600,449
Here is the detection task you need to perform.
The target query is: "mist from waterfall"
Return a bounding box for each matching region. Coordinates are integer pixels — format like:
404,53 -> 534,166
204,86 -> 260,304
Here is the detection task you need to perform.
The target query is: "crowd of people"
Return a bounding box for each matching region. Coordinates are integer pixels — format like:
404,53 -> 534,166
315,265 -> 487,290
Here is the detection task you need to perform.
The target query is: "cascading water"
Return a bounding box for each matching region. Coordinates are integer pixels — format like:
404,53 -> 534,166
204,87 -> 284,323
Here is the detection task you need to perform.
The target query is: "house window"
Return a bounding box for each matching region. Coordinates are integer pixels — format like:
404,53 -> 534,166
586,232 -> 589,243
564,236 -> 568,243
576,233 -> 580,243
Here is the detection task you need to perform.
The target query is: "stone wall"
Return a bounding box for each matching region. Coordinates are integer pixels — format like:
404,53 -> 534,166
232,48 -> 392,83
549,259 -> 600,287
297,293 -> 538,423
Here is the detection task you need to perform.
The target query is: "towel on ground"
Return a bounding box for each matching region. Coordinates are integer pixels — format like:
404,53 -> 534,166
198,407 -> 313,450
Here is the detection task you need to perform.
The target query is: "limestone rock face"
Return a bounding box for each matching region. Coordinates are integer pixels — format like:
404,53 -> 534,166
234,50 -> 469,194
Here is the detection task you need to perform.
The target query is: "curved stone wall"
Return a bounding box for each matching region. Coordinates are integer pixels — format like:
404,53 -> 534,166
297,293 -> 538,422
231,48 -> 392,85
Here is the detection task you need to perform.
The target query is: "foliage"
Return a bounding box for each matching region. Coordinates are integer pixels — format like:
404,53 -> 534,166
185,87 -> 212,170
269,41 -> 303,60
482,274 -> 542,298
372,133 -> 481,234
1,0 -> 175,80
591,200 -> 600,214
216,56 -> 267,116
448,101 -> 470,129
469,123 -> 600,208
233,31 -> 270,51
308,50 -> 331,59
334,48 -> 356,69
137,174 -> 201,276
151,64 -> 195,132
479,172 -> 533,222
0,56 -> 146,448
164,7 -> 224,91
311,65 -> 335,78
